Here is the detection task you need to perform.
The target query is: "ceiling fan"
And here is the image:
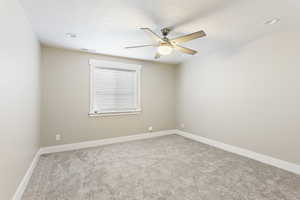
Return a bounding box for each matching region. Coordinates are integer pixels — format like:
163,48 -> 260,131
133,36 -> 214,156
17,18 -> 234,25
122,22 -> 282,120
125,27 -> 206,59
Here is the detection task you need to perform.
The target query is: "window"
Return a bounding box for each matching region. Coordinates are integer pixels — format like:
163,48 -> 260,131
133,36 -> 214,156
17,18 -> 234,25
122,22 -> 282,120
89,59 -> 141,116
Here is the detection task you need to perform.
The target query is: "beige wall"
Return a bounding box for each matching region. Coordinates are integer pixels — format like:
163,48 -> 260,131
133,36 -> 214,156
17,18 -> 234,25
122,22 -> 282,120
0,0 -> 40,199
41,47 -> 176,146
176,29 -> 300,164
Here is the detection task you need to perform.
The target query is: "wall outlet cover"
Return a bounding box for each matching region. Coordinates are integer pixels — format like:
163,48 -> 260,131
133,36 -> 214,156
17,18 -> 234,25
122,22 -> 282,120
55,134 -> 61,141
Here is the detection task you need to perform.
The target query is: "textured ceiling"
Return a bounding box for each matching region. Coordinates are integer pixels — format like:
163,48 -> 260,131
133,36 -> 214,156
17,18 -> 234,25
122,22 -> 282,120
20,0 -> 300,64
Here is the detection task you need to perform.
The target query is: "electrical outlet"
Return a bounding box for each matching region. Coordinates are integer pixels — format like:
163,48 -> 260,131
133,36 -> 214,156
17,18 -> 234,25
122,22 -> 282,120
181,123 -> 185,128
148,126 -> 153,132
55,134 -> 61,141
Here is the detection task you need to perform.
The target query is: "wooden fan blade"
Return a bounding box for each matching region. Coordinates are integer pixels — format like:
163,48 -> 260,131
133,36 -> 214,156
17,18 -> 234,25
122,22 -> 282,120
141,28 -> 163,42
171,31 -> 206,44
154,52 -> 161,59
125,44 -> 156,49
173,45 -> 197,55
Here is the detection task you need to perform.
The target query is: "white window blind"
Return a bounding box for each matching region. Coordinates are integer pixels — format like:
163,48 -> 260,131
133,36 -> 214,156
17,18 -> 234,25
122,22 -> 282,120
89,59 -> 141,115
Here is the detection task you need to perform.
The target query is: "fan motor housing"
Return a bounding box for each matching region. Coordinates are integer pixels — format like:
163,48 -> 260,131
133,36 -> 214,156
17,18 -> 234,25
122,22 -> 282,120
161,28 -> 171,37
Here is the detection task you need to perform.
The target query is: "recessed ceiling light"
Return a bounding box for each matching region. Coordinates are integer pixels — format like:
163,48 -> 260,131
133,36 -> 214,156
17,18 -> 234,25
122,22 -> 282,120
265,18 -> 280,25
66,33 -> 77,38
80,48 -> 96,52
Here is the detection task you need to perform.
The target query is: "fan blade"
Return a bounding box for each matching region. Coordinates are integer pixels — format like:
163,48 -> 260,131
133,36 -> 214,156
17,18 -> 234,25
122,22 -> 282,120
141,28 -> 163,42
171,31 -> 206,44
154,52 -> 161,59
173,45 -> 197,55
125,44 -> 156,49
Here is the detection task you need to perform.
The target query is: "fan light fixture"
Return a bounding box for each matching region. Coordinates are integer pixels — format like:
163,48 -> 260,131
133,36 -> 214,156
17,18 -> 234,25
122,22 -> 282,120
158,45 -> 173,55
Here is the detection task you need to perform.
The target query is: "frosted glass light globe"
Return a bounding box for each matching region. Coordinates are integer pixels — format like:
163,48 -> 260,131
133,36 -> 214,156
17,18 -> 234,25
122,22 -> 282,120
158,45 -> 173,55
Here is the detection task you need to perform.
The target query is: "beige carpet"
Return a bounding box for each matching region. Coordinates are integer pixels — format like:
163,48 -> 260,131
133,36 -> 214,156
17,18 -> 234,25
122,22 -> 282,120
23,135 -> 300,200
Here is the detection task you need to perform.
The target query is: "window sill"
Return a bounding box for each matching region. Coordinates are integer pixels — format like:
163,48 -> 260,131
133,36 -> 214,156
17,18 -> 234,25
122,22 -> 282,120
88,110 -> 141,117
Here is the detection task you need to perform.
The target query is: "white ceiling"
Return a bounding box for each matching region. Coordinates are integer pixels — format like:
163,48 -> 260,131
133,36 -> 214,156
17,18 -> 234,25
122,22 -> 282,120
20,0 -> 300,64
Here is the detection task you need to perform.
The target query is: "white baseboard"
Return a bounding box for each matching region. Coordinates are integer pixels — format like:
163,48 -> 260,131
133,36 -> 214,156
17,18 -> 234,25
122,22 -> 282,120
12,152 -> 40,200
176,130 -> 300,175
39,129 -> 177,155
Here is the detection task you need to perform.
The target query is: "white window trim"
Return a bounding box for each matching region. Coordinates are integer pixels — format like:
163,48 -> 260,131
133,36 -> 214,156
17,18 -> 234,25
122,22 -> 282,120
89,59 -> 142,117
